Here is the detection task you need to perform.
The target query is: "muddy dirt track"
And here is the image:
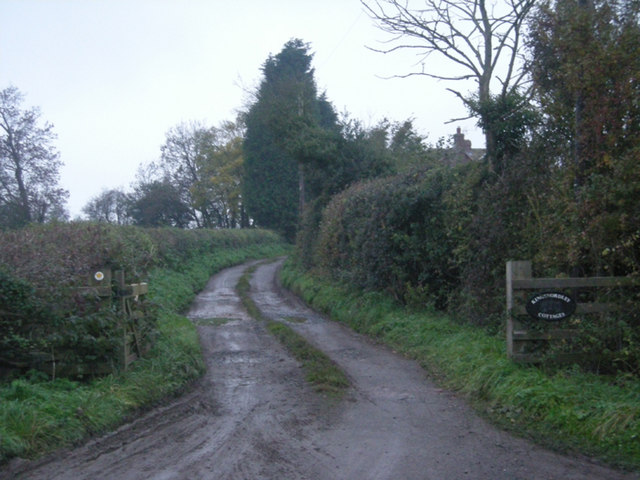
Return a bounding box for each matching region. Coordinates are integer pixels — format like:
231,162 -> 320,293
4,259 -> 637,480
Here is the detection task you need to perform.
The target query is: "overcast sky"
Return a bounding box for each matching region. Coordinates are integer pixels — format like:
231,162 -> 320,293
0,0 -> 484,217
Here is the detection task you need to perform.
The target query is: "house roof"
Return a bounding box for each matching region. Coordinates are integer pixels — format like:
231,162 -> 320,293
441,127 -> 485,167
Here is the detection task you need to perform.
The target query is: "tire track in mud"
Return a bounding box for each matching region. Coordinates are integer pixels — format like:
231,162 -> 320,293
5,259 -> 637,480
248,259 -> 638,480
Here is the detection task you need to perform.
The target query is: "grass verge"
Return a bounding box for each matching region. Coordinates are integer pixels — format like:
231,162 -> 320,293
236,263 -> 349,396
0,242 -> 290,465
280,259 -> 640,472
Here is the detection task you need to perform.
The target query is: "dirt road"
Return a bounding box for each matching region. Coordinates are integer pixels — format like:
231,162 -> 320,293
5,259 -> 637,479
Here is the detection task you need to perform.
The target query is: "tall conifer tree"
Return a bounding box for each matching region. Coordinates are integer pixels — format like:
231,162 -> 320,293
243,39 -> 326,241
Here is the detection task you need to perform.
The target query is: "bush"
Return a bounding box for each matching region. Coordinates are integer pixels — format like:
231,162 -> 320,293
0,270 -> 53,370
298,139 -> 640,372
313,168 -> 458,307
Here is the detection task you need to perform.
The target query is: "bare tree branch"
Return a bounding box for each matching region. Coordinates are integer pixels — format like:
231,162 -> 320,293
362,0 -> 534,101
362,0 -> 535,162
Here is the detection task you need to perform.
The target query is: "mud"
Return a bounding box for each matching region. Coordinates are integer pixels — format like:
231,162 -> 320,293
4,259 -> 637,479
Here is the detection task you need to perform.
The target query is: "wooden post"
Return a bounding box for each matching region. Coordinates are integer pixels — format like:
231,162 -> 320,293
506,261 -> 532,358
114,270 -> 128,371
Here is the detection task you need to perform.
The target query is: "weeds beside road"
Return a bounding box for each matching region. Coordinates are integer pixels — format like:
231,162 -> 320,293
281,259 -> 640,472
0,243 -> 289,465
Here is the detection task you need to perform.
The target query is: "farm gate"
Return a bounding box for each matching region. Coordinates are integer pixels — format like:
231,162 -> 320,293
506,260 -> 639,364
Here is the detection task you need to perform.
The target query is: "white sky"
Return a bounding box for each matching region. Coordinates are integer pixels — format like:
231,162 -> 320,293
0,0 -> 484,217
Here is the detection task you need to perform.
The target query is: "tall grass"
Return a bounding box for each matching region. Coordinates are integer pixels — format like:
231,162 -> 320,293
0,241 -> 290,464
281,260 -> 640,471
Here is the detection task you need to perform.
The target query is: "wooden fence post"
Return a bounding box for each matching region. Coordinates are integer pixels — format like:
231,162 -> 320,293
505,260 -> 640,364
506,260 -> 532,359
113,270 -> 129,370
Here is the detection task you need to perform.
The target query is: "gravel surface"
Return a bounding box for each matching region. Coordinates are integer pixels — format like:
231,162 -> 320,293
4,259 -> 637,480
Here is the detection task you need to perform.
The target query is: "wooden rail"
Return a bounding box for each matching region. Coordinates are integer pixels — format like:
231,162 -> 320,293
506,260 -> 639,364
82,267 -> 149,371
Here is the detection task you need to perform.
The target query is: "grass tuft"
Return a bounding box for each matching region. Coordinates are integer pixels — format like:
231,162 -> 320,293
283,316 -> 307,323
193,318 -> 235,326
236,263 -> 349,396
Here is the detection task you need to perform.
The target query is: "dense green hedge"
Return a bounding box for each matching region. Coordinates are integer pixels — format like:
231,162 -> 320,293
313,169 -> 456,308
302,155 -> 640,373
0,223 -> 285,377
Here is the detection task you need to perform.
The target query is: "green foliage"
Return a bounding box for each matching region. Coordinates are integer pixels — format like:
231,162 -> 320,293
0,223 -> 286,377
527,0 -> 640,281
155,120 -> 246,229
281,260 -> 640,470
244,40 -> 409,243
466,91 -> 540,173
0,240 -> 290,463
243,39 -> 322,240
242,135 -> 299,240
0,270 -> 52,369
129,180 -> 193,228
294,117 -> 400,268
313,167 -> 458,307
530,0 -> 640,174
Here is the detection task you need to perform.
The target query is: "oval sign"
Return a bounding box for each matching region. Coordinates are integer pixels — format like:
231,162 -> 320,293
526,292 -> 576,321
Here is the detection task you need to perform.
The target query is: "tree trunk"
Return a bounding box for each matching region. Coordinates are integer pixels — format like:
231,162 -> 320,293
479,0 -> 497,170
298,162 -> 305,213
240,205 -> 249,228
13,159 -> 32,224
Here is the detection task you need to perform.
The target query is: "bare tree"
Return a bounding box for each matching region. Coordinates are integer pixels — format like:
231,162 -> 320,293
0,86 -> 68,227
362,0 -> 534,163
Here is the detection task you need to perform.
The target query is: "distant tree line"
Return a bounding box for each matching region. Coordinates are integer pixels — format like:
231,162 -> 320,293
82,119 -> 246,228
1,39 -> 425,232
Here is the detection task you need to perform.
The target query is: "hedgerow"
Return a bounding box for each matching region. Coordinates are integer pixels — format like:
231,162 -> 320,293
313,169 -> 457,308
302,149 -> 640,373
0,223 -> 284,377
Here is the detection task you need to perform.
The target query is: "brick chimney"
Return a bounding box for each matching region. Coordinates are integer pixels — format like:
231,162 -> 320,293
453,127 -> 472,153
442,127 -> 480,167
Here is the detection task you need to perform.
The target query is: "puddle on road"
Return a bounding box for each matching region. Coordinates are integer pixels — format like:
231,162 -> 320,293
216,352 -> 262,365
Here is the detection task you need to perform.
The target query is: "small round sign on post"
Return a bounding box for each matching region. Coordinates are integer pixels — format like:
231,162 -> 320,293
526,292 -> 576,321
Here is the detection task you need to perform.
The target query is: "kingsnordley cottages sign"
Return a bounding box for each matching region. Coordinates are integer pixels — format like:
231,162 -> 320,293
525,292 -> 577,321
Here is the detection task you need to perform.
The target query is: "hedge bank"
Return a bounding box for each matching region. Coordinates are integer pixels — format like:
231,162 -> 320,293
281,260 -> 640,471
0,226 -> 289,464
